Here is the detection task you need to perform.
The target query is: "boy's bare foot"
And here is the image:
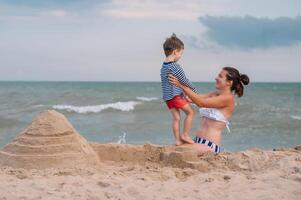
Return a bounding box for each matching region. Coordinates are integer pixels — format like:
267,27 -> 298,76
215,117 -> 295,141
181,135 -> 194,144
175,140 -> 184,146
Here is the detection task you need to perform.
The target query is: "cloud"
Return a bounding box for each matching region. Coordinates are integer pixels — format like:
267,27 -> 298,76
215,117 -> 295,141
100,0 -> 200,20
0,0 -> 106,9
180,34 -> 220,51
199,15 -> 301,48
40,9 -> 68,17
100,0 -> 230,20
0,0 -> 108,19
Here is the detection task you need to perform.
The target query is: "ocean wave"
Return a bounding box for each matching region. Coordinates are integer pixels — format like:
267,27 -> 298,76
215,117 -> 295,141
136,97 -> 158,102
53,101 -> 141,114
290,115 -> 301,120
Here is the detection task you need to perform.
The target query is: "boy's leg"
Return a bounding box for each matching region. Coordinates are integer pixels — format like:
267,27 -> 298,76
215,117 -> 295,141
179,104 -> 194,144
170,108 -> 183,146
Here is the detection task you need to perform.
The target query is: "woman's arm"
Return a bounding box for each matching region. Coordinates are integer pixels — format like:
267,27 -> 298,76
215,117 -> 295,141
197,91 -> 218,98
184,91 -> 216,103
169,75 -> 232,108
187,87 -> 232,108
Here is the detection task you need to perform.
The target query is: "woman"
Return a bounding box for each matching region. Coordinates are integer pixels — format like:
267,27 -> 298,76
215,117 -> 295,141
168,67 -> 249,154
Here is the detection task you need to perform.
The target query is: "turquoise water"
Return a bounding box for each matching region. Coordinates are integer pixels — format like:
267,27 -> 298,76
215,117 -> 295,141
0,82 -> 300,151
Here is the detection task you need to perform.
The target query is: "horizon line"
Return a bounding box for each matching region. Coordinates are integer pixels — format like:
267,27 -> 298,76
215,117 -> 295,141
0,80 -> 300,83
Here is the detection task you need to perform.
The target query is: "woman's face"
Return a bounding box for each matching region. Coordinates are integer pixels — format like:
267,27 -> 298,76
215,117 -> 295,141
215,70 -> 232,90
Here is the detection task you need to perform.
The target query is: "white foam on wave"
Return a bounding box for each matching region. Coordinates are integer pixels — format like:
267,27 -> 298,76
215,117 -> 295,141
136,96 -> 158,102
53,101 -> 141,114
290,115 -> 301,120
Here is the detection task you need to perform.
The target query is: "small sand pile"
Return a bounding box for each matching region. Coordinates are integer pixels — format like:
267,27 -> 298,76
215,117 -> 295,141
0,110 -> 100,169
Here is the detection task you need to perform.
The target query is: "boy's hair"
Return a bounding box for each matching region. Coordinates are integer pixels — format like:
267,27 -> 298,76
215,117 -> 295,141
163,33 -> 184,57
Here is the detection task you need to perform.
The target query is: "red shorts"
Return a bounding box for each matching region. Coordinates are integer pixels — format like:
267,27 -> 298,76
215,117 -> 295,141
166,95 -> 189,109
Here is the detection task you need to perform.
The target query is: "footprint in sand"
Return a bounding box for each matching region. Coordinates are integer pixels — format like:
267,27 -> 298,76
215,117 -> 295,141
97,181 -> 110,187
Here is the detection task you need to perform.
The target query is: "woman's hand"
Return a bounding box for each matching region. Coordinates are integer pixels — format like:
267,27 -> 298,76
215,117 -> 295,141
168,74 -> 183,88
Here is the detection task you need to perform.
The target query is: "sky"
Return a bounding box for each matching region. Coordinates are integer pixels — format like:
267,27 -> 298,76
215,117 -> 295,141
0,0 -> 300,82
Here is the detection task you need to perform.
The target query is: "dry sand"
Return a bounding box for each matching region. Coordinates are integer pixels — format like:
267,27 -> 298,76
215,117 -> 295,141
0,110 -> 300,200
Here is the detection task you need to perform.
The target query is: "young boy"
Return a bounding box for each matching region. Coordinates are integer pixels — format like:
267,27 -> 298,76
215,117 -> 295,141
160,33 -> 196,146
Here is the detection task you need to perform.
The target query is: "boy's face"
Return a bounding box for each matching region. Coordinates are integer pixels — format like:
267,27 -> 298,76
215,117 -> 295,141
173,48 -> 183,61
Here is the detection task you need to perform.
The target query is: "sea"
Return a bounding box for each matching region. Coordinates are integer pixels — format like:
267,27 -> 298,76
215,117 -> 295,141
0,82 -> 300,151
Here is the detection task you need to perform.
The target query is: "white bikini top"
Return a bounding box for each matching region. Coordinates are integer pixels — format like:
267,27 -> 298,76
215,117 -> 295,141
199,108 -> 230,132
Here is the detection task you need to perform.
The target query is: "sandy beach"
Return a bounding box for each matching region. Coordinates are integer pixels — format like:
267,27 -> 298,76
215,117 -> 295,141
1,0 -> 301,199
0,110 -> 300,200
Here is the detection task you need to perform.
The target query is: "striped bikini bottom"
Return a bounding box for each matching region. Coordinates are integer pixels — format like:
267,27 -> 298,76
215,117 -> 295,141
194,136 -> 221,153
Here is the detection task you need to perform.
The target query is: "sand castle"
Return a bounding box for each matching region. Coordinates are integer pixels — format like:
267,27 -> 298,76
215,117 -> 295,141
0,110 -> 100,169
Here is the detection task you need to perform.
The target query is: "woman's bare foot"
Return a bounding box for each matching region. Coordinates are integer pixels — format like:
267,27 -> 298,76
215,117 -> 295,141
181,135 -> 194,144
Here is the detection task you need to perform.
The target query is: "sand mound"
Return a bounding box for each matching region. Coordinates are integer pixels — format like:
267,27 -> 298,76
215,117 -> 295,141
90,143 -> 165,163
91,143 -> 301,174
0,110 -> 100,169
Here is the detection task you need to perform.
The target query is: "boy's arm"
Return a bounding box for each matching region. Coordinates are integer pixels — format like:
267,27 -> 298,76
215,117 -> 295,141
170,64 -> 196,92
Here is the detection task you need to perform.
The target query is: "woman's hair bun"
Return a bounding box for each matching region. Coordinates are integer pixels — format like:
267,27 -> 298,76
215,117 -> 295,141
240,74 -> 249,85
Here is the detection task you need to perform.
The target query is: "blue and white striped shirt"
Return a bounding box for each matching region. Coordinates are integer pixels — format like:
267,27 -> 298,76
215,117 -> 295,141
160,61 -> 196,101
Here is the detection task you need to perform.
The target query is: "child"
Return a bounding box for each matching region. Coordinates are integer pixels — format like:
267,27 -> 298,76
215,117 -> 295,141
160,33 -> 196,145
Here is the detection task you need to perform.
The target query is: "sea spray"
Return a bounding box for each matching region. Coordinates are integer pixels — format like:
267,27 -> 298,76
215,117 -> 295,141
117,132 -> 127,144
